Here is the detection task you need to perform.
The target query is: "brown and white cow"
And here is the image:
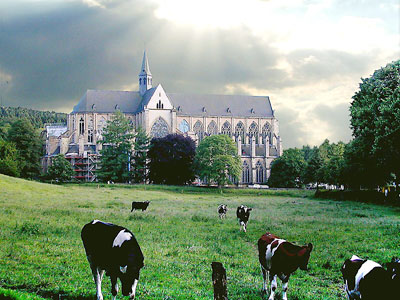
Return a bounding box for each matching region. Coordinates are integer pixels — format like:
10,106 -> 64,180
257,232 -> 313,300
341,255 -> 394,300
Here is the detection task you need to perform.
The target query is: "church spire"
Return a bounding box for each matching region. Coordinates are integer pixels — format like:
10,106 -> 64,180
139,50 -> 152,96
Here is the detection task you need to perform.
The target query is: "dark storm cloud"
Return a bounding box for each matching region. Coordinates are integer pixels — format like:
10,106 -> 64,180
0,0 -> 374,111
0,0 -> 388,148
0,0 -> 288,111
0,0 -> 160,110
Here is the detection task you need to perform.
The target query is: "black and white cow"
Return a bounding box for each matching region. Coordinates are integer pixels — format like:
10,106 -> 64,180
387,257 -> 400,284
131,201 -> 150,212
341,255 -> 392,300
236,205 -> 252,232
258,232 -> 313,300
218,204 -> 228,219
81,220 -> 144,300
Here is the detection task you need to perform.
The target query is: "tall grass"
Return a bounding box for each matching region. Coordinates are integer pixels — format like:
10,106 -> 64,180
0,174 -> 399,299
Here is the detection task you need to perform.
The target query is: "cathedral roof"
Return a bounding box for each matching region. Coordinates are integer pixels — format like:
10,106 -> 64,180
72,90 -> 143,113
168,93 -> 274,118
72,89 -> 274,118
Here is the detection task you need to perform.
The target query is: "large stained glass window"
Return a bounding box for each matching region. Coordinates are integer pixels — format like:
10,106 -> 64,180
242,161 -> 250,183
255,161 -> 264,183
179,119 -> 190,133
151,117 -> 169,138
262,122 -> 271,145
249,122 -> 259,144
193,120 -> 204,142
221,121 -> 231,136
207,120 -> 218,136
235,121 -> 245,142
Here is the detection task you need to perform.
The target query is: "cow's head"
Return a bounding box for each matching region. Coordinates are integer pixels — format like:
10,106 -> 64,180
386,257 -> 400,282
298,243 -> 313,270
119,260 -> 144,299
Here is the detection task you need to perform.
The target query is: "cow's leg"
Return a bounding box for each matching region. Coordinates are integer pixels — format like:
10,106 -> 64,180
260,265 -> 269,294
268,274 -> 277,300
110,275 -> 118,300
91,267 -> 104,300
280,274 -> 290,300
243,222 -> 247,233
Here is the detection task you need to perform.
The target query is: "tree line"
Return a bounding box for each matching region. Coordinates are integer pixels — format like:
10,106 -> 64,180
0,106 -> 67,139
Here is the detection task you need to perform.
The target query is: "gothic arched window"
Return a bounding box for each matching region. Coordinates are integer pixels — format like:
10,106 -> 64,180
79,117 -> 84,135
150,117 -> 169,138
88,129 -> 93,143
193,120 -> 204,142
235,121 -> 245,142
87,117 -> 94,143
139,78 -> 142,85
242,161 -> 250,183
207,120 -> 218,136
249,122 -> 259,144
221,121 -> 231,136
97,117 -> 107,139
256,161 -> 264,183
179,119 -> 190,133
262,122 -> 271,145
144,78 -> 147,85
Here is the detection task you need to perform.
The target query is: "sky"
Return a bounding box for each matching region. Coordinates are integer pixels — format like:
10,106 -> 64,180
0,0 -> 398,148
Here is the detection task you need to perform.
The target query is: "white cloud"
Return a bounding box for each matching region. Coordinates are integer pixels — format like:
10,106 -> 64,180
81,0 -> 105,8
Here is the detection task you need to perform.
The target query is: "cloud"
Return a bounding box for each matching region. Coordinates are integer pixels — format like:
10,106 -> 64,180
0,0 -> 397,148
81,0 -> 105,8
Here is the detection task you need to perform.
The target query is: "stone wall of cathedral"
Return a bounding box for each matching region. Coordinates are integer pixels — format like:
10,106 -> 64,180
50,109 -> 280,185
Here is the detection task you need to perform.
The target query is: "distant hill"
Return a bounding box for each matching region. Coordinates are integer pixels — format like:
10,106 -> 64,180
0,106 -> 67,138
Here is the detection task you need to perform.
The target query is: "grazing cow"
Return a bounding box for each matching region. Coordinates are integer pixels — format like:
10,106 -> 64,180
218,204 -> 228,219
131,201 -> 150,212
341,255 -> 392,300
387,257 -> 400,282
81,220 -> 144,300
236,205 -> 252,232
258,232 -> 313,300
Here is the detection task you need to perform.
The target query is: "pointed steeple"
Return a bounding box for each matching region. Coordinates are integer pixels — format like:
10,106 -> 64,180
140,51 -> 152,76
139,50 -> 152,96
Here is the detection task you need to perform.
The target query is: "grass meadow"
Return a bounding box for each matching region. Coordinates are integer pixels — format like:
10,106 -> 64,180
0,174 -> 399,299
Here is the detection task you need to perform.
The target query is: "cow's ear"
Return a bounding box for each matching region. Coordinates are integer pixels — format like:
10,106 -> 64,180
308,243 -> 313,252
120,265 -> 128,274
248,208 -> 253,211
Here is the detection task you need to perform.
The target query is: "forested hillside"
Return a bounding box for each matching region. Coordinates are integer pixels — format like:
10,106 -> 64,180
0,106 -> 67,139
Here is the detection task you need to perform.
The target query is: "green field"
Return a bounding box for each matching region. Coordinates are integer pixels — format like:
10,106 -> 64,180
0,174 -> 399,300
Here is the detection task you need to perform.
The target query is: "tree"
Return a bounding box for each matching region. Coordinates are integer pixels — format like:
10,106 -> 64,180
97,111 -> 134,183
268,148 -> 306,188
303,148 -> 324,188
148,134 -> 196,185
0,139 -> 21,177
46,154 -> 74,182
7,118 -> 42,178
350,60 -> 400,185
324,142 -> 345,186
195,135 -> 241,187
131,127 -> 150,183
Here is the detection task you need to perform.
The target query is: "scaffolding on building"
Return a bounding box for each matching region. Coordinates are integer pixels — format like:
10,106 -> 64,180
65,153 -> 98,182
